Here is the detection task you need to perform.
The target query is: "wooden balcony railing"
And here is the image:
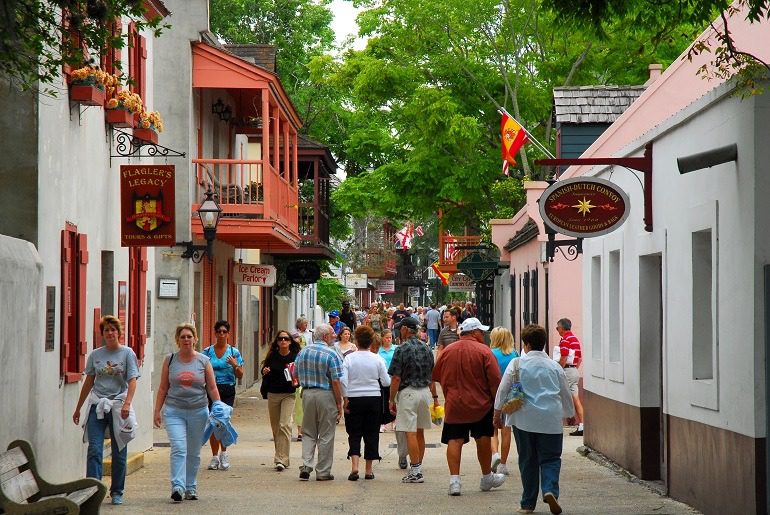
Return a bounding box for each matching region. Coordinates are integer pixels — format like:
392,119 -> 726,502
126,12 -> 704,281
438,234 -> 482,273
192,158 -> 298,236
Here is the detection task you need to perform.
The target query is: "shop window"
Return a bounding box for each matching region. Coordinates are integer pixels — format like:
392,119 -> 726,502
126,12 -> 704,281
591,256 -> 602,360
61,224 -> 88,383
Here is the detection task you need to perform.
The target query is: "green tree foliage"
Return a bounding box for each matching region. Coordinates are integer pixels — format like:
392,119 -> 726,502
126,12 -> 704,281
546,0 -> 770,95
330,0 -> 691,233
1,0 -> 166,94
316,277 -> 349,311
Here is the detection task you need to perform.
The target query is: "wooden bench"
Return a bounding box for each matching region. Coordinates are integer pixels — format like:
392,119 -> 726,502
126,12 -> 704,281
0,440 -> 106,514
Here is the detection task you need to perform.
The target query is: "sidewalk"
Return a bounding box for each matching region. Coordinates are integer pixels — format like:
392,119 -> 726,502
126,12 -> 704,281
109,385 -> 700,514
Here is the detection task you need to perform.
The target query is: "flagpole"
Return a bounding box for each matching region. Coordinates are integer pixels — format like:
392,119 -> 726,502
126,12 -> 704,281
498,108 -> 556,159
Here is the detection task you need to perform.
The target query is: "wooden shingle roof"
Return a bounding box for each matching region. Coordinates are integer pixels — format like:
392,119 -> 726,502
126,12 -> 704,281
554,86 -> 646,124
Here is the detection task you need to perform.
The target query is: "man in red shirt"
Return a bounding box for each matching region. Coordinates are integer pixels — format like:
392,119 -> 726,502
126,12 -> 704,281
432,318 -> 504,496
554,318 -> 584,437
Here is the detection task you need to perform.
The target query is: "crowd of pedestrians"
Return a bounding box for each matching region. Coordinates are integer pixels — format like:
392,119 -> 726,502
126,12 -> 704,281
71,303 -> 583,515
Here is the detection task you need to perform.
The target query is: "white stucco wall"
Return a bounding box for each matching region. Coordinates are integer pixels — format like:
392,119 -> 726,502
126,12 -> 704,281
583,83 -> 767,438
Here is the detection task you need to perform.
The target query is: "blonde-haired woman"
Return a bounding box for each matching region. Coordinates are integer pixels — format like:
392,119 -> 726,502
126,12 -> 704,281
154,323 -> 220,503
489,326 -> 518,475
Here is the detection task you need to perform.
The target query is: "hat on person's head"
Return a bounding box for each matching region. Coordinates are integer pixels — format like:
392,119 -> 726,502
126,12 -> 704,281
328,310 -> 340,318
395,317 -> 419,331
459,317 -> 489,332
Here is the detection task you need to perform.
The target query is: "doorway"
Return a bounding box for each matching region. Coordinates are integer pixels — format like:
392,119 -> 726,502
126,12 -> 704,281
639,254 -> 665,484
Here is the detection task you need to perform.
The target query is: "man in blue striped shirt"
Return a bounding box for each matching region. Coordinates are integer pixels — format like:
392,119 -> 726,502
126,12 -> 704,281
292,324 -> 344,481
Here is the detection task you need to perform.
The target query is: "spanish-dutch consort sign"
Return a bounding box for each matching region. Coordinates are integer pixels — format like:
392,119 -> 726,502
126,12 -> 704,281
539,177 -> 630,238
120,165 -> 176,246
233,263 -> 277,286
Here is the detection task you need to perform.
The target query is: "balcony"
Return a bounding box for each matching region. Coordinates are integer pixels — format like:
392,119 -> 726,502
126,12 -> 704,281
438,233 -> 482,274
394,251 -> 426,287
191,158 -> 300,249
269,136 -> 335,259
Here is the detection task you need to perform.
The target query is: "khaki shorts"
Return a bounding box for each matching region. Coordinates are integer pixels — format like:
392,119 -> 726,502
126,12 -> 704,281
565,366 -> 580,395
395,386 -> 432,432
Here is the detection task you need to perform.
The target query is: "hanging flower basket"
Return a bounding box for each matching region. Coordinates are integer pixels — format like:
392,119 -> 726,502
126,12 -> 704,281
133,127 -> 158,145
105,108 -> 134,128
70,84 -> 105,106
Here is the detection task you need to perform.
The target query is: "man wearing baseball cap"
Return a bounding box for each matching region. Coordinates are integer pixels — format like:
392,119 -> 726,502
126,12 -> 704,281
388,316 -> 439,484
328,310 -> 346,337
432,317 -> 504,496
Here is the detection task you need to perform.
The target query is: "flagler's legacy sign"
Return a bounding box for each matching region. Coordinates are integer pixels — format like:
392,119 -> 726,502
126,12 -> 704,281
120,165 -> 175,246
539,177 -> 630,238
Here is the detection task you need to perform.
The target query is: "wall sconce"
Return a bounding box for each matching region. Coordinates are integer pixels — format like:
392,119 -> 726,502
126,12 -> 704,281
220,105 -> 232,122
176,189 -> 222,263
211,98 -> 233,122
212,98 -> 225,116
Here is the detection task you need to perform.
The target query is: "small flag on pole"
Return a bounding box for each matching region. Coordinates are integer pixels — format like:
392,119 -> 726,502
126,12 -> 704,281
501,112 -> 529,174
502,160 -> 510,177
431,261 -> 450,286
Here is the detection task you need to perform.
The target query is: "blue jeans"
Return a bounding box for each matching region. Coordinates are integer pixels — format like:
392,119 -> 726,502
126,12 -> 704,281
86,404 -> 127,495
512,427 -> 563,510
427,328 -> 440,349
163,405 -> 209,492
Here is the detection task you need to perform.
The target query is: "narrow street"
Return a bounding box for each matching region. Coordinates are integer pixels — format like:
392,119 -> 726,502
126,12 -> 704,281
114,385 -> 699,514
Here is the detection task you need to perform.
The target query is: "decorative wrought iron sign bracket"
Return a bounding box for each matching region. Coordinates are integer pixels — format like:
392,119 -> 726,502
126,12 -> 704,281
536,142 -> 653,232
544,225 -> 582,262
111,128 -> 186,160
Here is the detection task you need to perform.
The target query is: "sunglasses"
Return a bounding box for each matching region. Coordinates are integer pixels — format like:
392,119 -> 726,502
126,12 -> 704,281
216,329 -> 229,334
277,336 -> 292,341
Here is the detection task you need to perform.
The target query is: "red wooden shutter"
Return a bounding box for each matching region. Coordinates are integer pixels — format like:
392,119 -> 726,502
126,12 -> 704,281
137,247 -> 148,362
61,9 -> 84,80
128,248 -> 137,352
202,258 -> 216,346
137,34 -> 147,101
77,234 -> 89,372
227,259 -> 237,343
128,22 -> 137,94
60,228 -> 73,377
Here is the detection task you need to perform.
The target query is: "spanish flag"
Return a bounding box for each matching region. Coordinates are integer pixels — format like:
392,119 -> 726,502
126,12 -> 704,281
501,112 -> 529,168
431,261 -> 450,286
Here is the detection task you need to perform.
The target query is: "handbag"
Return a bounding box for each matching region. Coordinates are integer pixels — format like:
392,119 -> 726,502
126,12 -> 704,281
379,381 -> 396,424
501,358 -> 525,414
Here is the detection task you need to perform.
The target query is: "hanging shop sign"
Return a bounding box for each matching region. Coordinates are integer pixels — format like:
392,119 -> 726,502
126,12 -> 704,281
539,177 -> 630,238
375,279 -> 395,294
120,165 -> 176,246
232,263 -> 277,286
345,273 -> 368,289
448,273 -> 474,293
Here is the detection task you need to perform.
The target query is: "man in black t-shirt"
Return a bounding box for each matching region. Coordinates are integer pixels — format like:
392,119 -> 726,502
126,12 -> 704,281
339,300 -> 357,330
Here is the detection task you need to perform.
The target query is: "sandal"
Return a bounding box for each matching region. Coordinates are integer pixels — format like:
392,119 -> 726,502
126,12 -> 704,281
364,473 -> 375,480
348,472 -> 359,481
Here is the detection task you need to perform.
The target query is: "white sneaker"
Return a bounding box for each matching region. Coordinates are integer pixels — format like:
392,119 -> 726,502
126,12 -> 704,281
480,472 -> 506,491
497,463 -> 510,475
491,452 -> 501,472
275,463 -> 285,471
219,451 -> 230,471
448,478 -> 461,496
207,456 -> 219,470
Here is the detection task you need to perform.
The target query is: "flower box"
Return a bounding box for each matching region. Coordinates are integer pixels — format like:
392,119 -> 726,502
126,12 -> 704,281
133,127 -> 158,145
70,85 -> 105,106
105,108 -> 134,128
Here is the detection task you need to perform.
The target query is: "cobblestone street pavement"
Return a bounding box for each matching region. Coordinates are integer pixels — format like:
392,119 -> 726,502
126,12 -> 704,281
110,385 -> 700,514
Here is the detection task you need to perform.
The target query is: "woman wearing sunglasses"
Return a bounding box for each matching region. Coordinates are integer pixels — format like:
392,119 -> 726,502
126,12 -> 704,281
261,330 -> 302,471
201,320 -> 243,471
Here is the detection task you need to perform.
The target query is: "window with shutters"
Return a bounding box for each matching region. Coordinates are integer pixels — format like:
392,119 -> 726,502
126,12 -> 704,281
61,224 -> 89,383
128,247 -> 148,365
100,18 -> 123,100
127,22 -> 147,103
61,9 -> 88,81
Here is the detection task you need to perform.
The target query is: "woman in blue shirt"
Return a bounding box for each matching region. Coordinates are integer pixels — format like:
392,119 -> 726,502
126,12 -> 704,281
202,320 -> 244,471
490,326 -> 518,476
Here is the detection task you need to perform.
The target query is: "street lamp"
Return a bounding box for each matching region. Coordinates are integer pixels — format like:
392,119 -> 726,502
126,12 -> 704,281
176,189 -> 222,263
